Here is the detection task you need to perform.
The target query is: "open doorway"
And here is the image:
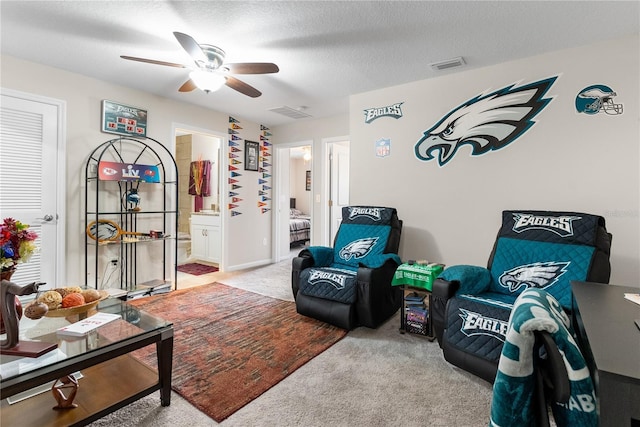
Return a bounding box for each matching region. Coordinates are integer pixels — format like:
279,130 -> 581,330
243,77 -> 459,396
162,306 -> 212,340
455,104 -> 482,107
171,124 -> 226,288
274,141 -> 313,262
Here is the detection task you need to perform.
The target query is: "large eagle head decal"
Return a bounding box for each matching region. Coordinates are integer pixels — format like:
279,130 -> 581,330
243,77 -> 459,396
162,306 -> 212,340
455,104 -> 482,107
499,261 -> 569,293
339,237 -> 378,261
414,76 -> 557,167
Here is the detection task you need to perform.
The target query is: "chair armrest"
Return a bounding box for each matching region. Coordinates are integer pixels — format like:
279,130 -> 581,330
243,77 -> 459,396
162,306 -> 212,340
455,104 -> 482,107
292,254 -> 315,298
358,253 -> 402,269
437,265 -> 493,295
431,278 -> 459,346
355,259 -> 402,328
298,246 -> 334,267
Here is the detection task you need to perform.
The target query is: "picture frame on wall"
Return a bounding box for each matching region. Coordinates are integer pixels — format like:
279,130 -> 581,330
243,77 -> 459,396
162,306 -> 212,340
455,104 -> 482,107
101,100 -> 147,137
245,140 -> 259,171
306,170 -> 311,191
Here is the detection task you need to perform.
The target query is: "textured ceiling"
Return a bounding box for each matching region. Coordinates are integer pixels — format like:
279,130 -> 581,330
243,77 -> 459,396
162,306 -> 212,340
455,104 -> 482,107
1,1 -> 638,127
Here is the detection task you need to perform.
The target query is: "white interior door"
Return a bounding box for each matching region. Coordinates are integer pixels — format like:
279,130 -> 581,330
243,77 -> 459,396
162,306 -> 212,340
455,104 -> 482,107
329,141 -> 350,244
0,90 -> 65,289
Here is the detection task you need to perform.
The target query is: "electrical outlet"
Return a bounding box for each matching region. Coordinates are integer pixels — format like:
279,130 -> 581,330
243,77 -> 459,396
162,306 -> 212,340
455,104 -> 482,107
110,258 -> 118,266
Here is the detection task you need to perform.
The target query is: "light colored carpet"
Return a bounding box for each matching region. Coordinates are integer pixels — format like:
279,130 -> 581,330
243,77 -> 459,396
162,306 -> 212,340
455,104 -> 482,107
90,256 -> 494,426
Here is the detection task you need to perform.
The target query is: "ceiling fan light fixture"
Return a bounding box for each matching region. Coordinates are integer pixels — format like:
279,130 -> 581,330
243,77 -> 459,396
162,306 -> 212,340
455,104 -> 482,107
189,70 -> 225,93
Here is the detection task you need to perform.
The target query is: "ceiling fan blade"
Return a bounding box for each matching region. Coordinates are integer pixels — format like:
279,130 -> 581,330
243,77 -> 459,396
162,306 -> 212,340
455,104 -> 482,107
225,63 -> 279,74
120,55 -> 186,68
173,32 -> 207,64
178,79 -> 198,92
225,76 -> 262,98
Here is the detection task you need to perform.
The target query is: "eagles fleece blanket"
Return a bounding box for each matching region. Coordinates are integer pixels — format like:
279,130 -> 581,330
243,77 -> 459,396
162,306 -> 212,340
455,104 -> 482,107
489,289 -> 597,427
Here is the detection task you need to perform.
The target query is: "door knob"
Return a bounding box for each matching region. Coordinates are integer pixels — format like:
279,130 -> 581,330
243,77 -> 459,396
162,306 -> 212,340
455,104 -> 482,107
37,214 -> 55,222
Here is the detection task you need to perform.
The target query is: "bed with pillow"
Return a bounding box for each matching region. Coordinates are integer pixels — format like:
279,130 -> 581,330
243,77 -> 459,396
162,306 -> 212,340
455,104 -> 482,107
290,198 -> 310,247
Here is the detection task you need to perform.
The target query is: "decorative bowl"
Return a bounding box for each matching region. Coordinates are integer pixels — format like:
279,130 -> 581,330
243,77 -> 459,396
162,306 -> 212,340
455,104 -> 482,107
44,290 -> 109,317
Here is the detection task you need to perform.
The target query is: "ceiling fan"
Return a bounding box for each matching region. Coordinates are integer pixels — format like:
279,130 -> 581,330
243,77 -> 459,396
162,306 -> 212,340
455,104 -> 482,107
121,32 -> 279,98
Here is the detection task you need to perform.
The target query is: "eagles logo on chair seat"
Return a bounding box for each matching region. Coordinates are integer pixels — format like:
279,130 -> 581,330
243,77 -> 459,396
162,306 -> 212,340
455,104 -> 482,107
339,237 -> 378,261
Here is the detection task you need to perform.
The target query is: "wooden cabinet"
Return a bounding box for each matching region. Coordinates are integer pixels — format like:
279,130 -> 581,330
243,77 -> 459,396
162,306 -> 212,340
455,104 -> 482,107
190,214 -> 220,263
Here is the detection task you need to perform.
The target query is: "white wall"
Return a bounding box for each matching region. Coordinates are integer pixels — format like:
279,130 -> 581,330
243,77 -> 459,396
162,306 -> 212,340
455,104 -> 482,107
0,55 -> 271,283
349,35 -> 639,286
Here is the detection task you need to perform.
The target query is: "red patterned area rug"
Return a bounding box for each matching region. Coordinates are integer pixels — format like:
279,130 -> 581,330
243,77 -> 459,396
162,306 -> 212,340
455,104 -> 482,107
127,283 -> 347,422
176,262 -> 219,275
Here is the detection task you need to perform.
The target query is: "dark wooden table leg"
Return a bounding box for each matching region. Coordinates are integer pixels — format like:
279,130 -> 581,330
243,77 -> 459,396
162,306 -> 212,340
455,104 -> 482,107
156,328 -> 174,406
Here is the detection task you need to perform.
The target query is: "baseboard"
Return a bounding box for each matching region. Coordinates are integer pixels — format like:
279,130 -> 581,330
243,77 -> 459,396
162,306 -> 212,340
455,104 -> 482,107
225,258 -> 273,272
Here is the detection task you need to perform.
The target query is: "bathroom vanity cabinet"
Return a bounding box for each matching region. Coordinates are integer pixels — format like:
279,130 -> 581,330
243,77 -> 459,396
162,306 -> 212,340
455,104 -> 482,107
190,213 -> 221,264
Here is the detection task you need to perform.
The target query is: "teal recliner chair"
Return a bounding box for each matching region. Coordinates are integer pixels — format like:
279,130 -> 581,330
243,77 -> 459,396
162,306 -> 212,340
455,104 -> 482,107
431,210 -> 612,383
291,206 -> 403,330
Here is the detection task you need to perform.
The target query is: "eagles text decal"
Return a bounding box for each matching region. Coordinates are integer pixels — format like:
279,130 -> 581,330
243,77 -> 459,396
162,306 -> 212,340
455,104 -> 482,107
348,207 -> 382,221
499,261 -> 569,293
415,76 -> 557,166
458,309 -> 508,341
339,237 -> 378,261
512,213 -> 581,237
308,269 -> 349,290
364,102 -> 404,124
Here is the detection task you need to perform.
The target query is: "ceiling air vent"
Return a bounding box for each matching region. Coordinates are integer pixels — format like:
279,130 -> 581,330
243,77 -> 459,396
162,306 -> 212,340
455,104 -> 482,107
268,106 -> 312,119
430,56 -> 466,71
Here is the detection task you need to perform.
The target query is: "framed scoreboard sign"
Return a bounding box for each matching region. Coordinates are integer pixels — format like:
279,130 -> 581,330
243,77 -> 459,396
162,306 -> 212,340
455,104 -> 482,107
101,100 -> 147,137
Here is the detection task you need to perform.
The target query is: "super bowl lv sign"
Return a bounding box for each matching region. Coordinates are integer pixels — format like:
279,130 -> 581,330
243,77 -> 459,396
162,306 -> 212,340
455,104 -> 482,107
415,77 -> 557,166
98,161 -> 160,183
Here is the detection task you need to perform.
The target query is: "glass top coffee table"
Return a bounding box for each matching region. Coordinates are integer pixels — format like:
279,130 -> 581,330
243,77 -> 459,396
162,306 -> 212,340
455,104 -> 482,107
1,297 -> 173,427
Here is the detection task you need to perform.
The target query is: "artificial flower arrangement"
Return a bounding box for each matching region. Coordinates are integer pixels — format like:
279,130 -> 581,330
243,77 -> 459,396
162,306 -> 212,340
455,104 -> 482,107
0,218 -> 38,271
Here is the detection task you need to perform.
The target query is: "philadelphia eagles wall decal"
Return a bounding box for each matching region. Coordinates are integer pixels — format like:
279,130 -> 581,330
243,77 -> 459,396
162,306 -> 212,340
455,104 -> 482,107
414,76 -> 557,167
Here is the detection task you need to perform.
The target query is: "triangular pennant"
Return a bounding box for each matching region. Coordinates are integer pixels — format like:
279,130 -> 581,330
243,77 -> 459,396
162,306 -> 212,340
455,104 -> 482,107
229,191 -> 239,197
262,185 -> 271,190
262,140 -> 272,147
230,146 -> 242,152
259,190 -> 268,196
228,140 -> 240,147
231,134 -> 243,141
258,167 -> 267,173
232,197 -> 243,203
228,128 -> 239,135
263,131 -> 272,137
229,116 -> 239,123
228,178 -> 238,184
231,210 -> 243,216
261,196 -> 271,201
258,179 -> 268,184
260,125 -> 269,130
260,145 -> 269,151
228,165 -> 238,171
231,184 -> 242,190
258,201 -> 267,208
231,123 -> 243,129
231,159 -> 242,165
262,173 -> 271,179
228,203 -> 238,209
261,208 -> 271,214
260,135 -> 268,141
262,162 -> 272,167
230,171 -> 242,177
262,152 -> 271,157
228,153 -> 239,159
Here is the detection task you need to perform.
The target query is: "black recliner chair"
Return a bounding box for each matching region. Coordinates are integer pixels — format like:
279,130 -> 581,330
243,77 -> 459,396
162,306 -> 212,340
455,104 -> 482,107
292,206 -> 402,330
431,210 -> 612,383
